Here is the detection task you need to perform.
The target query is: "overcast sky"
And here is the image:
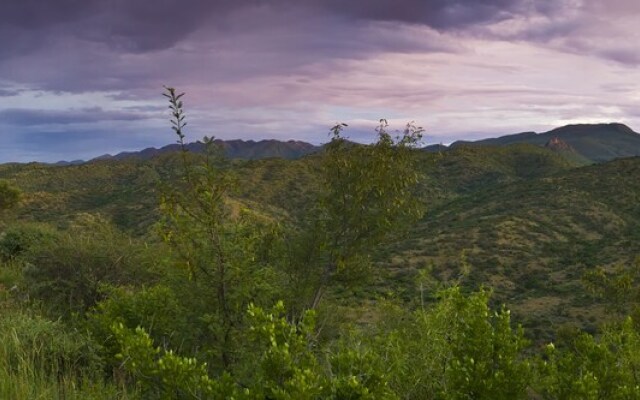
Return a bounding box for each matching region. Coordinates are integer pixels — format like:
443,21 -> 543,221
1,0 -> 639,162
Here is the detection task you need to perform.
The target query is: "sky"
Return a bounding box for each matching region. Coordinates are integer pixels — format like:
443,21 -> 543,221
1,0 -> 640,162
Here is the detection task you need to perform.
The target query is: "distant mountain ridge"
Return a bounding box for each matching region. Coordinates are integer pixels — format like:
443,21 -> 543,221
92,139 -> 320,163
447,123 -> 640,163
51,122 -> 640,165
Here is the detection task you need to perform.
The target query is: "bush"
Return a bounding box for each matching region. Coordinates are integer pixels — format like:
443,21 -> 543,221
0,222 -> 56,261
535,317 -> 640,399
24,214 -> 157,317
369,287 -> 532,399
87,284 -> 190,369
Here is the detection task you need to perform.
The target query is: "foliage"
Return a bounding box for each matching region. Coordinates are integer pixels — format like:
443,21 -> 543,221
159,87 -> 285,369
113,301 -> 397,399
536,317 -> 640,399
321,120 -> 424,261
244,301 -> 326,399
370,287 -> 531,399
87,284 -> 190,371
3,115 -> 638,336
112,322 -> 237,399
583,257 -> 640,315
0,179 -> 21,211
292,120 -> 425,310
0,222 -> 56,261
327,332 -> 398,399
3,87 -> 640,399
0,311 -> 104,383
24,214 -> 156,317
388,155 -> 640,336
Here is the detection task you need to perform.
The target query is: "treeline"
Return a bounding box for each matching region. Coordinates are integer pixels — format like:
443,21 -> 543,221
0,89 -> 638,398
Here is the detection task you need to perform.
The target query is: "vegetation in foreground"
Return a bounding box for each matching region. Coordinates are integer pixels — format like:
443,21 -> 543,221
0,89 -> 639,398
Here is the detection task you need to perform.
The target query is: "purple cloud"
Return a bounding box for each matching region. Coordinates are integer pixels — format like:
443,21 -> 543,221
0,0 -> 639,162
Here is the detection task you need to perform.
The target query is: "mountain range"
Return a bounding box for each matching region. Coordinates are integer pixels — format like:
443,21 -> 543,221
91,139 -> 319,163
52,122 -> 640,166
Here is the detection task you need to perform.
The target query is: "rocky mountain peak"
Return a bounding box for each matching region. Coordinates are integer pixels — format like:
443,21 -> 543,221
544,137 -> 574,152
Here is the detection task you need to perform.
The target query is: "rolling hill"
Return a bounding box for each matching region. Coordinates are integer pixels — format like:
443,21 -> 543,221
383,154 -> 640,339
2,124 -> 640,340
447,123 -> 640,163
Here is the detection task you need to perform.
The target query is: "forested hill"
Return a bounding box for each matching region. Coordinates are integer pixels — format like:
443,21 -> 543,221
0,143 -> 577,234
385,154 -> 640,338
1,134 -> 640,396
1,139 -> 639,336
437,123 -> 640,163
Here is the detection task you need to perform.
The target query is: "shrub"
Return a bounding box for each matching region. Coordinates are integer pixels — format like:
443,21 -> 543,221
24,214 -> 156,317
0,222 -> 56,261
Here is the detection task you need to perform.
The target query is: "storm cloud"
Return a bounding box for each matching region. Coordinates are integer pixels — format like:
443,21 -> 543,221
1,0 -> 639,162
0,0 -> 568,58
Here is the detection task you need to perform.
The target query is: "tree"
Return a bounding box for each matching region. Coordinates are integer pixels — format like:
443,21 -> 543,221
298,120 -> 425,310
159,88 -> 425,367
159,87 -> 282,369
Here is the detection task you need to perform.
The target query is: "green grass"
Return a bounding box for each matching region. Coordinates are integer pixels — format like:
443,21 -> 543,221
0,309 -> 136,399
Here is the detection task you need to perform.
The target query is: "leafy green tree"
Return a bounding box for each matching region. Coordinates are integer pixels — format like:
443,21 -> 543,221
288,120 -> 425,311
159,87 -> 283,369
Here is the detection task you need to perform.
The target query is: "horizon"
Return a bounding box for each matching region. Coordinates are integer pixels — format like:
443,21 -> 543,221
25,120 -> 636,165
2,1 -> 640,162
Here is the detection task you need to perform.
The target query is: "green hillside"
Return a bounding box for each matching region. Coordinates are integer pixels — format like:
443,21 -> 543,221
419,143 -> 580,199
0,159 -> 163,234
0,142 -> 638,340
1,136 -> 640,397
0,143 -> 575,234
450,123 -> 640,163
386,155 -> 640,338
0,152 -> 323,235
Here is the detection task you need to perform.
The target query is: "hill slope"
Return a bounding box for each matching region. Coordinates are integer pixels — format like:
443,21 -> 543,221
385,155 -> 640,338
1,141 -> 639,338
449,123 -> 640,163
